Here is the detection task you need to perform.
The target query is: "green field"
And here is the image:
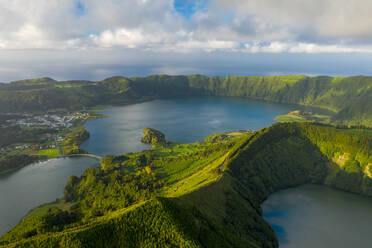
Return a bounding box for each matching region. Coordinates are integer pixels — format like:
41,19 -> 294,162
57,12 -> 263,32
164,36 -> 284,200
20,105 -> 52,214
341,128 -> 372,136
275,109 -> 332,124
37,149 -> 60,158
275,115 -> 307,122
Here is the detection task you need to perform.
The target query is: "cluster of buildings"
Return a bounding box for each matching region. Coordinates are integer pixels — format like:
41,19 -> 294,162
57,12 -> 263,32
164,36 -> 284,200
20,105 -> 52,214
1,144 -> 29,154
0,145 -> 30,154
1,112 -> 89,156
0,142 -> 59,154
6,112 -> 89,129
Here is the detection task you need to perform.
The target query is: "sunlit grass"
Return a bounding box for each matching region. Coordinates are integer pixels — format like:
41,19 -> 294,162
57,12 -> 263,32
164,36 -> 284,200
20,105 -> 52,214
37,149 -> 60,158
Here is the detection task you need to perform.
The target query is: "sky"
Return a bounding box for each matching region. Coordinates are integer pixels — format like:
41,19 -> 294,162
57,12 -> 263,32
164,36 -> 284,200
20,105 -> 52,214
1,0 -> 372,82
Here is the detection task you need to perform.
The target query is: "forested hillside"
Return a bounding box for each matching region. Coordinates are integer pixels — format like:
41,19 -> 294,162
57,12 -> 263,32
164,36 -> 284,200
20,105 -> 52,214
188,75 -> 372,125
1,75 -> 372,125
2,123 -> 372,247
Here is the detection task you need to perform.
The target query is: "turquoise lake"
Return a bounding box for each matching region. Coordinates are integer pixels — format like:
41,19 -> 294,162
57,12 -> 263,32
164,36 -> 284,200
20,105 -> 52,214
262,184 -> 372,248
0,157 -> 98,236
82,97 -> 295,156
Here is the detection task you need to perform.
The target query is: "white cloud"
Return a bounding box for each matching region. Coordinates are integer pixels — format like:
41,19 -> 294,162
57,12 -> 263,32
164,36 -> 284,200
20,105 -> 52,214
15,24 -> 43,41
90,29 -> 148,48
213,0 -> 372,41
2,0 -> 372,83
172,39 -> 241,52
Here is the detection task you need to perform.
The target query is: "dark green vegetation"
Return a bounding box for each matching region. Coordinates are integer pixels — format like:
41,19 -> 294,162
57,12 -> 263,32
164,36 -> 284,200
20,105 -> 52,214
0,77 -> 149,113
60,127 -> 90,155
0,114 -> 21,126
141,128 -> 168,147
0,126 -> 56,174
0,126 -> 55,149
0,155 -> 42,175
2,123 -> 372,247
2,75 -> 372,126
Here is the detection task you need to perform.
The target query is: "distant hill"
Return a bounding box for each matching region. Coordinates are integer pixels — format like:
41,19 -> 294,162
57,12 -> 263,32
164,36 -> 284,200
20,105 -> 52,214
2,123 -> 372,247
2,74 -> 372,126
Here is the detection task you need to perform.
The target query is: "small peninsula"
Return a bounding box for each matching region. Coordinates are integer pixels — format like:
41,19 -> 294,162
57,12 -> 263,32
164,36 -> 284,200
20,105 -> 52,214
141,128 -> 168,147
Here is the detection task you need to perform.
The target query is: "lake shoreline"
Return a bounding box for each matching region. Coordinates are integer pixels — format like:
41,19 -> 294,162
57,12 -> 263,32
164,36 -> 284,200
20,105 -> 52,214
2,96 -> 367,243
262,184 -> 372,248
1,95 -> 338,176
0,109 -> 106,176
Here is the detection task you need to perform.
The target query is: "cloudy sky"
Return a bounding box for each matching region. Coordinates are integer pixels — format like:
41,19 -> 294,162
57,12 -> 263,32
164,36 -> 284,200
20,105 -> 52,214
1,0 -> 372,82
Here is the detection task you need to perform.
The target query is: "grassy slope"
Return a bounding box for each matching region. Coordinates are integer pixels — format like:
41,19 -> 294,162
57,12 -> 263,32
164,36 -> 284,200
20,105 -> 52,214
2,123 -> 372,247
37,149 -> 59,158
274,110 -> 332,123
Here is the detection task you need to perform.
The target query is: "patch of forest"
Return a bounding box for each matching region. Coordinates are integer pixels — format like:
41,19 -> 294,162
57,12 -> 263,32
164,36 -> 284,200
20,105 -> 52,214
2,123 -> 372,247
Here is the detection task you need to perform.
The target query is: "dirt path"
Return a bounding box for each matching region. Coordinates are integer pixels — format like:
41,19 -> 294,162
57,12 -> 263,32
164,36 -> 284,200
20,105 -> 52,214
55,137 -> 63,158
64,153 -> 103,160
364,163 -> 372,178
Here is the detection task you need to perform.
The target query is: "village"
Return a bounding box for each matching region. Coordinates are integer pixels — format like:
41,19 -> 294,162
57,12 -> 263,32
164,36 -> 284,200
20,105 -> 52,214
4,112 -> 89,129
0,112 -> 91,157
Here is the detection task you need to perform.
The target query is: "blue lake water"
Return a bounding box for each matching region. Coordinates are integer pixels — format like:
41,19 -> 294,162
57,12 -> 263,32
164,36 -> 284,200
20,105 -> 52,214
262,184 -> 372,248
0,157 -> 98,236
82,97 -> 295,156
